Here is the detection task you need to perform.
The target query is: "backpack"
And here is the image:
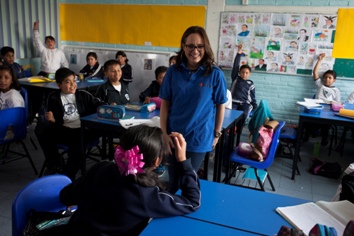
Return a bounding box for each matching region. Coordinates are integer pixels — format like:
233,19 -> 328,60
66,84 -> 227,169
309,158 -> 342,179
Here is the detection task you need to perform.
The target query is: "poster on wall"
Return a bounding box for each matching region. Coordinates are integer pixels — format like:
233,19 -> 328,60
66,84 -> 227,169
218,12 -> 337,75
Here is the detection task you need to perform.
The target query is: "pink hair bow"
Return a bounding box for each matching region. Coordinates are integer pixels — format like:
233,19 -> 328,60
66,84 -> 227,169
114,145 -> 145,176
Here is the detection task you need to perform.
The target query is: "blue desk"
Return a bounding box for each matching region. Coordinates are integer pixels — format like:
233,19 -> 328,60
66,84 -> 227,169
141,216 -> 259,236
293,104 -> 354,179
184,180 -> 309,235
20,79 -> 105,122
80,109 -> 243,181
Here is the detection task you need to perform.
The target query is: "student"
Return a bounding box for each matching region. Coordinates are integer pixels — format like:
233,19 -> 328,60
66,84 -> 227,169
310,53 -> 340,145
159,26 -> 227,194
231,44 -> 257,123
95,59 -> 130,105
34,68 -> 102,180
0,65 -> 24,110
41,125 -> 200,236
79,52 -> 104,79
169,55 -> 177,66
238,24 -> 250,36
139,66 -> 167,104
115,51 -> 133,86
0,47 -> 29,79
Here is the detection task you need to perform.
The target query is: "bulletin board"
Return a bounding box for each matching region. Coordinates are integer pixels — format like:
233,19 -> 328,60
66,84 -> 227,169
218,12 -> 338,76
59,4 -> 206,48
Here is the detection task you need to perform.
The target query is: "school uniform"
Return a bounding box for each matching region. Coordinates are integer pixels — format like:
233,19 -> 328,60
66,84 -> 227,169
53,160 -> 201,235
0,89 -> 24,110
79,62 -> 104,78
2,61 -> 28,78
139,80 -> 160,102
120,63 -> 133,86
95,80 -> 130,105
315,79 -> 341,102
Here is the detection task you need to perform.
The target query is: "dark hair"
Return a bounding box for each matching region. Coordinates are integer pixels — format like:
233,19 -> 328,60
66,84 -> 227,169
45,36 -> 55,42
323,70 -> 337,80
119,125 -> 168,188
242,24 -> 248,28
103,59 -> 120,71
1,46 -> 14,57
300,29 -> 307,33
240,64 -> 251,73
0,65 -> 20,90
86,52 -> 98,61
176,26 -> 214,75
115,51 -> 129,63
169,55 -> 177,64
55,67 -> 76,84
154,66 -> 168,79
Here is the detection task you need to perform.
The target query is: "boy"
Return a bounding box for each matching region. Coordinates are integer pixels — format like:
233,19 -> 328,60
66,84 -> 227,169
95,59 -> 130,105
139,66 -> 167,104
306,53 -> 340,145
32,21 -> 68,76
0,46 -> 30,78
34,68 -> 102,180
231,44 -> 257,120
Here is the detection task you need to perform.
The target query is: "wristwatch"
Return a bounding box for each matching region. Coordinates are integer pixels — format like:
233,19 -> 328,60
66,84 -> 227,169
214,130 -> 222,138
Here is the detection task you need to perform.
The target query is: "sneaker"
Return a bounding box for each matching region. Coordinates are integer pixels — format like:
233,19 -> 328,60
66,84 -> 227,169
154,164 -> 166,178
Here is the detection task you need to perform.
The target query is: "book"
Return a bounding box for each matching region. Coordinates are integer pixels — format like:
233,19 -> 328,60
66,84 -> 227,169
276,200 -> 354,235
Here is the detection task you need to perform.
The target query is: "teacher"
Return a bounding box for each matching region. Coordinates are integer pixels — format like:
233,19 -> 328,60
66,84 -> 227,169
159,26 -> 227,194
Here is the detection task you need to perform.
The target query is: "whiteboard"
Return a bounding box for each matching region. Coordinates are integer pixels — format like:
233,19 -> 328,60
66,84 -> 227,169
61,46 -> 171,101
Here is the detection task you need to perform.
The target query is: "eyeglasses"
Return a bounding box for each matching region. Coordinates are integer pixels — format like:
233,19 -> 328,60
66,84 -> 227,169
184,44 -> 205,51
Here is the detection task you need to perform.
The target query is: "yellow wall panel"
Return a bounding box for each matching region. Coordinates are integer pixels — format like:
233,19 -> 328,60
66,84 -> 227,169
59,4 -> 206,47
332,8 -> 354,59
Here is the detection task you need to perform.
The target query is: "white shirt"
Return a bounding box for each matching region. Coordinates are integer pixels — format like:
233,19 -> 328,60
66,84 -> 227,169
315,79 -> 341,102
33,30 -> 69,73
224,89 -> 232,109
347,92 -> 354,104
0,89 -> 25,110
60,92 -> 80,128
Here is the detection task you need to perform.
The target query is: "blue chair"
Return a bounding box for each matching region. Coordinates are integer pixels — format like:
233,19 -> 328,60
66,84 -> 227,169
20,87 -> 38,150
12,175 -> 72,236
224,121 -> 285,191
0,107 -> 38,175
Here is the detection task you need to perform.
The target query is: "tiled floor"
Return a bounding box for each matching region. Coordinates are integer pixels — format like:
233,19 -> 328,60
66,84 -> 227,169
1,124 -> 353,236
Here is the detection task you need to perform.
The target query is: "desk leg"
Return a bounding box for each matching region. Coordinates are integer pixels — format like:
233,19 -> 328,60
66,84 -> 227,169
292,117 -> 303,180
80,125 -> 86,174
203,153 -> 210,180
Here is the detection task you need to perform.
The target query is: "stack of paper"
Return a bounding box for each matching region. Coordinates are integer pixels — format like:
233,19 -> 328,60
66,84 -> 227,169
296,101 -> 323,109
119,116 -> 160,129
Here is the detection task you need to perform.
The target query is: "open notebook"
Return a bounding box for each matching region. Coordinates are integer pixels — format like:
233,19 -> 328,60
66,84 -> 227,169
276,200 -> 354,235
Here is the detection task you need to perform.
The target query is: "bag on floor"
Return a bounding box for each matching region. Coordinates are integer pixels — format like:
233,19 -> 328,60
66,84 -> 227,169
309,158 -> 342,179
248,118 -> 279,162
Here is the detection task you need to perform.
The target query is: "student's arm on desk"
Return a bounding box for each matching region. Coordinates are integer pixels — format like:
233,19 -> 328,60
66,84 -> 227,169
276,200 -> 354,235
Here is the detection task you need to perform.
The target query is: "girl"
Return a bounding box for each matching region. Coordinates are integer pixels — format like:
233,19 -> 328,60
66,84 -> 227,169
159,26 -> 227,193
79,52 -> 104,79
115,50 -> 133,86
44,125 -> 200,236
0,65 -> 24,110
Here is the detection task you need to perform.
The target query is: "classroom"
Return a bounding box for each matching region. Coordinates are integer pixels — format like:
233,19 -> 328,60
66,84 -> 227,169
1,0 -> 354,235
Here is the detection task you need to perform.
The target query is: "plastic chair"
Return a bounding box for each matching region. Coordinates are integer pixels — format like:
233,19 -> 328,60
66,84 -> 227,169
12,175 -> 72,236
20,87 -> 38,150
0,107 -> 38,175
38,138 -> 104,177
224,121 -> 285,191
278,125 -> 301,175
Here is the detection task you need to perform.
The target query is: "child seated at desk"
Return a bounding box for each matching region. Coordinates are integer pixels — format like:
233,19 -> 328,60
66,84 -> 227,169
79,52 -> 104,79
139,65 -> 167,104
41,125 -> 200,236
0,46 -> 30,78
95,59 -> 130,105
34,68 -> 102,180
303,53 -> 341,145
